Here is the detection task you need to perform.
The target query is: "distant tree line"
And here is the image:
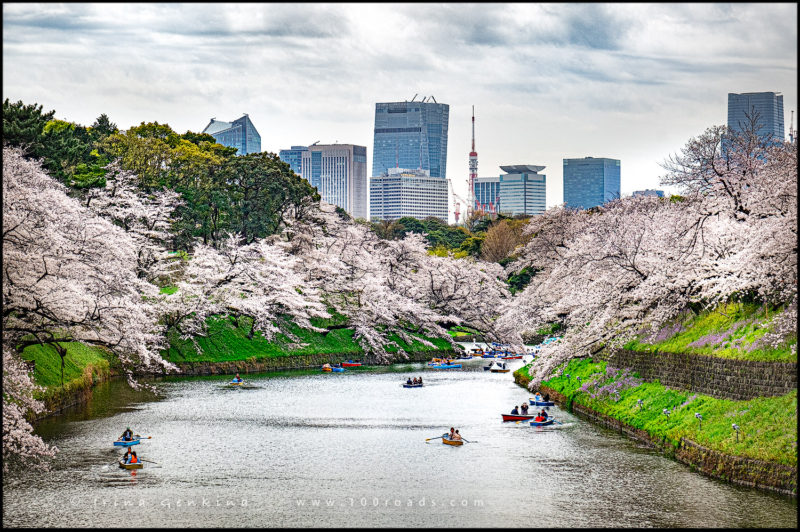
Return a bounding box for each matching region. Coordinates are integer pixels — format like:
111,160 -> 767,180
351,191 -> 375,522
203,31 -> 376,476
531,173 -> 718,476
2,99 -> 319,251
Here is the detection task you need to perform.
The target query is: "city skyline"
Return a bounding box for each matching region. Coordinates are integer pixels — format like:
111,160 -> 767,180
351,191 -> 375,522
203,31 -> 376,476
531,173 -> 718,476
3,3 -> 797,220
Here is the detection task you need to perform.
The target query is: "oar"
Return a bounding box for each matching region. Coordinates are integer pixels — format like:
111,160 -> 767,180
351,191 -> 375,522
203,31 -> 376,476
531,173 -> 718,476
461,437 -> 477,443
425,434 -> 446,442
134,435 -> 152,439
139,458 -> 159,464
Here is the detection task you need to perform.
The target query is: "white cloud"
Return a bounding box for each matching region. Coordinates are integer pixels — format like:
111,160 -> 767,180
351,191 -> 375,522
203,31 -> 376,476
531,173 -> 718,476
3,2 -> 797,214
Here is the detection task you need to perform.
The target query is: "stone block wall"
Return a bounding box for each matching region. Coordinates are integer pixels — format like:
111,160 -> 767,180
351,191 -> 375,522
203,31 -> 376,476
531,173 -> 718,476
169,349 -> 455,376
597,349 -> 796,400
539,385 -> 797,497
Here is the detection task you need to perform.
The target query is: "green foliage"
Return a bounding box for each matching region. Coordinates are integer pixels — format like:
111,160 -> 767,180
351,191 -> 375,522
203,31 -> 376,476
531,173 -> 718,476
458,234 -> 484,256
507,266 -> 535,294
2,98 -> 56,155
392,216 -> 470,250
542,358 -> 797,466
624,302 -> 796,362
159,285 -> 179,295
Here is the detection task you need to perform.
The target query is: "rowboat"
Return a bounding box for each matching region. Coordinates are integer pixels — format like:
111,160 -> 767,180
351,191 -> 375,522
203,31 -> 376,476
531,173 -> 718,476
500,355 -> 523,360
442,436 -> 464,446
330,367 -> 344,373
501,413 -> 535,422
113,439 -> 140,447
119,460 -> 143,469
530,418 -> 555,427
529,399 -> 555,406
402,383 -> 423,388
341,361 -> 362,367
430,363 -> 461,369
490,368 -> 510,373
229,381 -> 244,386
322,367 -> 332,372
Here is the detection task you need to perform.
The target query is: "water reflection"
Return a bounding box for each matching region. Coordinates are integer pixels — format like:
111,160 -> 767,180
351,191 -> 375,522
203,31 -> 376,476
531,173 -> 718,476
3,351 -> 796,528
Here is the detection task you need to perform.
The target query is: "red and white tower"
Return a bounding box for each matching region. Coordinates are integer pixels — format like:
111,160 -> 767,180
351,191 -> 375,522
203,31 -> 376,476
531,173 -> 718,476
467,105 -> 478,219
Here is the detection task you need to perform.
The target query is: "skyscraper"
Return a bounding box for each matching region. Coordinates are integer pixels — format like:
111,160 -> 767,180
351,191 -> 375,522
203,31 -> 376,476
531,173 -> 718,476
278,146 -> 308,176
201,114 -> 261,155
372,97 -> 449,179
474,165 -> 546,216
370,168 -> 448,221
300,144 -> 367,219
563,157 -> 621,210
727,92 -> 784,141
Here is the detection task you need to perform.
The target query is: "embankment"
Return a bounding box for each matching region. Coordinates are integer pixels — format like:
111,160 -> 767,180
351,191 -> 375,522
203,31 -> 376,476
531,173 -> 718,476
514,356 -> 797,497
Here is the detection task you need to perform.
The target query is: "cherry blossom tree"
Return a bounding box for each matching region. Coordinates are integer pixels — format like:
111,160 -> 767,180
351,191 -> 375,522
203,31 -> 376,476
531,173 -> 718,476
2,147 -> 175,467
497,123 -> 796,388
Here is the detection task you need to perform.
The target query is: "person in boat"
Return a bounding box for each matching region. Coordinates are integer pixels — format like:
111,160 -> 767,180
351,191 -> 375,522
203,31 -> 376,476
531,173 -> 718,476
119,427 -> 134,441
234,373 -> 243,383
539,409 -> 549,420
448,427 -> 456,440
534,414 -> 545,422
452,430 -> 462,441
511,405 -> 519,415
128,451 -> 139,464
418,376 -> 423,385
534,392 -> 543,402
407,377 -> 413,385
122,448 -> 133,463
543,393 -> 550,403
521,403 -> 529,414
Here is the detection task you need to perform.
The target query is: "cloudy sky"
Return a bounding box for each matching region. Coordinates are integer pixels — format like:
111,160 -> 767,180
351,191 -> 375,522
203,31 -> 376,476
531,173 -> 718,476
3,3 -> 797,216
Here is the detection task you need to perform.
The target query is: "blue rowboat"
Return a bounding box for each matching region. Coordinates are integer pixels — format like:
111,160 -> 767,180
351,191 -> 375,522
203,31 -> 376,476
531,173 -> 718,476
330,367 -> 344,373
530,418 -> 555,427
529,399 -> 555,406
402,383 -> 423,388
430,364 -> 461,369
114,439 -> 140,447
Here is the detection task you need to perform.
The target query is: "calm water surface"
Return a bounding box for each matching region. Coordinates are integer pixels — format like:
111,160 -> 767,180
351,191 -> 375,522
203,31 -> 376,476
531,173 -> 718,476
3,351 -> 797,528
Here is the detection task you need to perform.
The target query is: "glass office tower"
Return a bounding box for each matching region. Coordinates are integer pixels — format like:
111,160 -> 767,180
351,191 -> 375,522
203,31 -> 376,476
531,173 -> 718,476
372,98 -> 449,179
474,165 -> 546,216
300,144 -> 368,219
370,168 -> 448,221
278,146 -> 308,176
201,114 -> 261,155
563,157 -> 621,210
727,92 -> 784,141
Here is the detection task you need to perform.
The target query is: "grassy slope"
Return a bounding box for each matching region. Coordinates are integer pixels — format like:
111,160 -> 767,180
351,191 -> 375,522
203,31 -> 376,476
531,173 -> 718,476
624,302 -> 796,362
19,342 -> 111,402
520,358 -> 797,466
162,315 -> 453,364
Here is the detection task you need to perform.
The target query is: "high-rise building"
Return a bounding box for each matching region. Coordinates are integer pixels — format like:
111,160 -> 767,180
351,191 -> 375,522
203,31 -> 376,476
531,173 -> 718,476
369,168 -> 448,222
278,146 -> 308,176
201,114 -> 261,155
727,92 -> 784,141
473,165 -> 546,216
372,97 -> 449,179
300,144 -> 367,219
563,157 -> 621,210
632,189 -> 664,198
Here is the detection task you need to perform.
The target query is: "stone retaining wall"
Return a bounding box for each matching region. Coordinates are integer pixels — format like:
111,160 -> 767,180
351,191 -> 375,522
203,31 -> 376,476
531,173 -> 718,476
597,349 -> 797,400
161,350 -> 457,376
538,384 -> 797,497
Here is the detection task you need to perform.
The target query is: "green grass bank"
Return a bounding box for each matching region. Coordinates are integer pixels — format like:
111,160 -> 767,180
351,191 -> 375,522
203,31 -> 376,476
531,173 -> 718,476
20,342 -> 113,416
624,302 -> 796,363
162,315 -> 454,364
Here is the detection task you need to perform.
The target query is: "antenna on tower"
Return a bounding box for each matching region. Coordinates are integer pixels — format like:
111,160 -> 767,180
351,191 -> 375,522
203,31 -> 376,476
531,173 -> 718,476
790,110 -> 795,143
